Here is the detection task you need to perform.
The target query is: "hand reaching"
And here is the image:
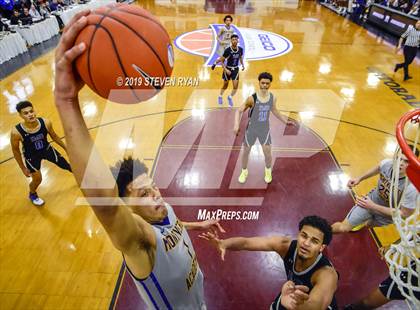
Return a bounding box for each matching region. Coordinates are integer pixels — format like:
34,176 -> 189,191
198,219 -> 226,234
280,281 -> 310,310
199,230 -> 226,261
347,178 -> 360,188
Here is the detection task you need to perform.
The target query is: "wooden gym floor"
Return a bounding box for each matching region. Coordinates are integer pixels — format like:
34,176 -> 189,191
0,0 -> 418,309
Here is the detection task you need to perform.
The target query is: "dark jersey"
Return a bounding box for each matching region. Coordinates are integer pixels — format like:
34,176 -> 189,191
223,46 -> 243,68
271,240 -> 339,310
15,118 -> 50,157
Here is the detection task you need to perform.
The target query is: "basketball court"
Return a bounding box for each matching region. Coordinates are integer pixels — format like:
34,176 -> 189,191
0,0 -> 419,309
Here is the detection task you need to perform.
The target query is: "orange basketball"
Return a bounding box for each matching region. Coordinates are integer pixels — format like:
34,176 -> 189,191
75,4 -> 174,104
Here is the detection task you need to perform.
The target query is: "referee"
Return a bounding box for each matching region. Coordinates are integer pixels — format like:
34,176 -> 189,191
394,20 -> 420,81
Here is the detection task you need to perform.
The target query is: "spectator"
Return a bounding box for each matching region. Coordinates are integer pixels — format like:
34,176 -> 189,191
408,2 -> 419,16
399,0 -> 410,12
38,1 -> 51,17
29,3 -> 41,19
20,7 -> 33,25
10,9 -> 21,25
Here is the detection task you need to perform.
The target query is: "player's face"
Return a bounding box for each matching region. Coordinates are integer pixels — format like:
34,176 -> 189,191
225,18 -> 232,26
399,154 -> 409,175
126,173 -> 168,222
416,21 -> 420,30
259,79 -> 271,91
19,106 -> 37,123
231,37 -> 238,47
296,225 -> 326,260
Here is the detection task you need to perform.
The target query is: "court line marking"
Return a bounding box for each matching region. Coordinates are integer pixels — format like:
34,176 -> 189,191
0,107 -> 411,166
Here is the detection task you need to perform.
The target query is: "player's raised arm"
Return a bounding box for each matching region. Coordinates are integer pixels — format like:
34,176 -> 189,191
199,230 -> 291,260
347,164 -> 380,188
53,11 -> 154,258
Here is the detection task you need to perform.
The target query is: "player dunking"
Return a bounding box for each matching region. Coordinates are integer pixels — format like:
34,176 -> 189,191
211,34 -> 244,107
234,72 -> 293,184
200,216 -> 339,310
53,11 -> 225,309
216,15 -> 234,56
10,101 -> 72,206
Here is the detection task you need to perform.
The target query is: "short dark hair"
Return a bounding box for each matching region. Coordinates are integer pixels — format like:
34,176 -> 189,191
258,72 -> 273,82
110,157 -> 148,197
299,215 -> 332,245
16,101 -> 33,113
231,34 -> 238,39
224,15 -> 233,22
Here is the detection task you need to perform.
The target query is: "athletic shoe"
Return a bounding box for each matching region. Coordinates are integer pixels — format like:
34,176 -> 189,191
238,169 -> 248,184
211,64 -> 216,70
264,167 -> 272,184
218,96 -> 223,105
29,192 -> 45,206
404,76 -> 413,81
227,95 -> 233,107
351,223 -> 365,232
394,64 -> 399,72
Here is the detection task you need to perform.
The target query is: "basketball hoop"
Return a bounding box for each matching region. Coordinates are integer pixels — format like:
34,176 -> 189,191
385,109 -> 419,308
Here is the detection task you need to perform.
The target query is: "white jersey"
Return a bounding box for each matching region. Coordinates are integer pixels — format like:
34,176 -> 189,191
125,204 -> 206,310
220,25 -> 234,46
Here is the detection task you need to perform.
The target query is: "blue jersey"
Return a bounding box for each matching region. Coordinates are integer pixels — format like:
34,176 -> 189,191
223,46 -> 243,68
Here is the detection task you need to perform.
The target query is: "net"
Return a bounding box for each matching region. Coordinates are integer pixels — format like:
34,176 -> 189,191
385,109 -> 419,308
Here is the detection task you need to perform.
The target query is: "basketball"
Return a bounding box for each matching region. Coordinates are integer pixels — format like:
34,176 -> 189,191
74,4 -> 174,104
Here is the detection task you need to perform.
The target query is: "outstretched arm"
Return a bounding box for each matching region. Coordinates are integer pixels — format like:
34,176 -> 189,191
199,230 -> 291,260
181,219 -> 226,233
347,165 -> 380,188
53,11 -> 154,257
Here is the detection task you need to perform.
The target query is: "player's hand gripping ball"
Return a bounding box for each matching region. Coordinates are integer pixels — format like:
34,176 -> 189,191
75,3 -> 174,104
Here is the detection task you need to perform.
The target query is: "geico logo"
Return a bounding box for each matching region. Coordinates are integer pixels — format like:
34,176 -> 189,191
258,34 -> 276,51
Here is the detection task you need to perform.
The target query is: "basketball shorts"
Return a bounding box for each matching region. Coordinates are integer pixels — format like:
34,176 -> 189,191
346,190 -> 392,227
222,67 -> 239,81
24,145 -> 71,173
244,129 -> 271,147
379,271 -> 419,301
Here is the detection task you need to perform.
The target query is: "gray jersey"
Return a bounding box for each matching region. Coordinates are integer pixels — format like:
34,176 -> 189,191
369,159 -> 418,210
125,204 -> 205,310
247,93 -> 273,134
